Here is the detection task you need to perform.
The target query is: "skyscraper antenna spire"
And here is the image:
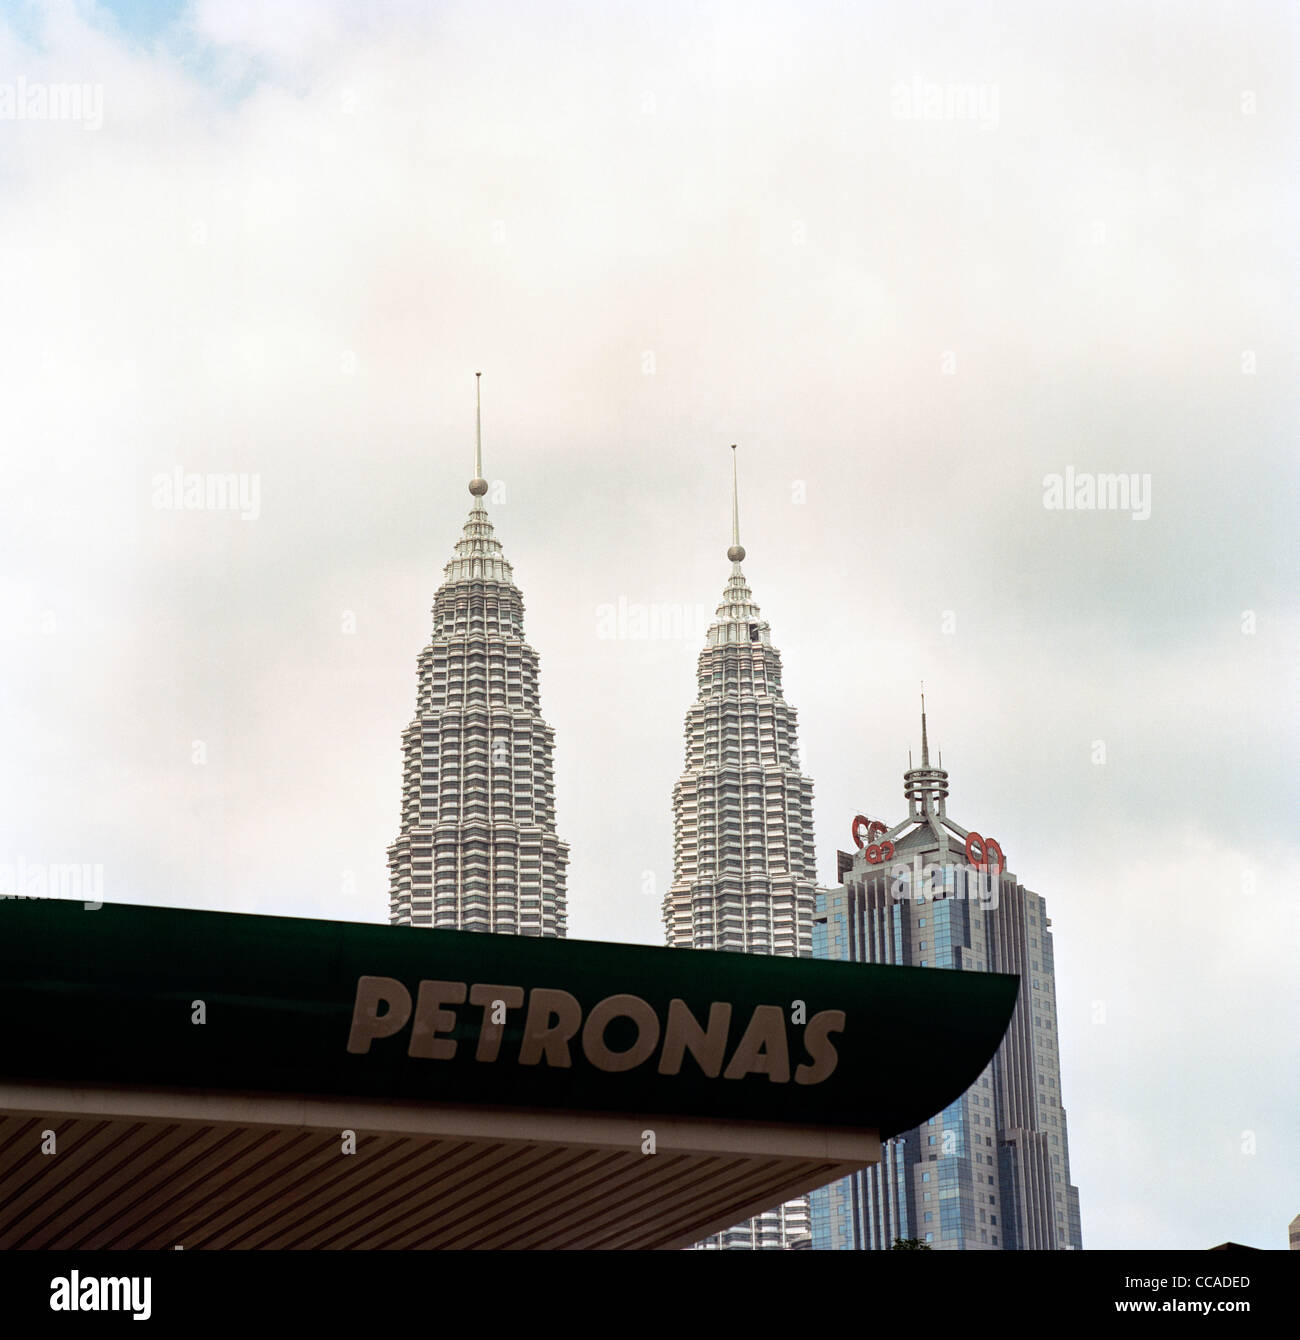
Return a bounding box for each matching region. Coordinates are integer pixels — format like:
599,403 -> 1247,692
469,371 -> 488,501
920,681 -> 930,768
726,444 -> 746,563
903,682 -> 948,818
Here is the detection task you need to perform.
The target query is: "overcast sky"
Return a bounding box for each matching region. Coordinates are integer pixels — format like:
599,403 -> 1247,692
1,0 -> 1296,1252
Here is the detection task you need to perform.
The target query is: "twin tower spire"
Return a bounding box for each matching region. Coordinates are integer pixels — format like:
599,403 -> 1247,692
469,371 -> 488,501
728,443 -> 745,564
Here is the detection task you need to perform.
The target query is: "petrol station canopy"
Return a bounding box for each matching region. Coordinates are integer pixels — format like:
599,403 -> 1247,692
0,899 -> 1017,1249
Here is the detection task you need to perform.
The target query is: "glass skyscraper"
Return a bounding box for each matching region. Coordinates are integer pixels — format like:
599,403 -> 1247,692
810,703 -> 1082,1250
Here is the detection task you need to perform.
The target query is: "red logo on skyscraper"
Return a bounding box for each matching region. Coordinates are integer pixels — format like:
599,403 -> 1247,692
851,815 -> 887,849
851,816 -> 895,863
964,831 -> 1005,876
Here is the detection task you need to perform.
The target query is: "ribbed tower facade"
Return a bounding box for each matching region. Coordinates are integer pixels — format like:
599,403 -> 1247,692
664,447 -> 818,1249
388,377 -> 568,935
809,701 -> 1082,1250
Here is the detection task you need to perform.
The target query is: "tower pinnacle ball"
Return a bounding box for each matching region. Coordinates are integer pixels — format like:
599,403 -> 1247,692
469,478 -> 489,497
727,544 -> 746,562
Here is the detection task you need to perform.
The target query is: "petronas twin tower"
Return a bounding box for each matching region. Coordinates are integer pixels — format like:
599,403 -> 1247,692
386,382 -> 817,1247
663,447 -> 818,962
386,377 -> 569,936
662,448 -> 818,1250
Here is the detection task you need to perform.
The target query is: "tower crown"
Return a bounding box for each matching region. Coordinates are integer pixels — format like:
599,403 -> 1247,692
903,688 -> 949,818
708,445 -> 770,646
444,373 -> 513,585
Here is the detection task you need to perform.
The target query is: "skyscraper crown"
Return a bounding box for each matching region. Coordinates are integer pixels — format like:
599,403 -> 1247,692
707,445 -> 771,647
443,505 -> 514,585
903,689 -> 949,818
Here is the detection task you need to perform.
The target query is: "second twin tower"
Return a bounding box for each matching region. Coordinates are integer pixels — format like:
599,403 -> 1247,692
662,445 -> 818,956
